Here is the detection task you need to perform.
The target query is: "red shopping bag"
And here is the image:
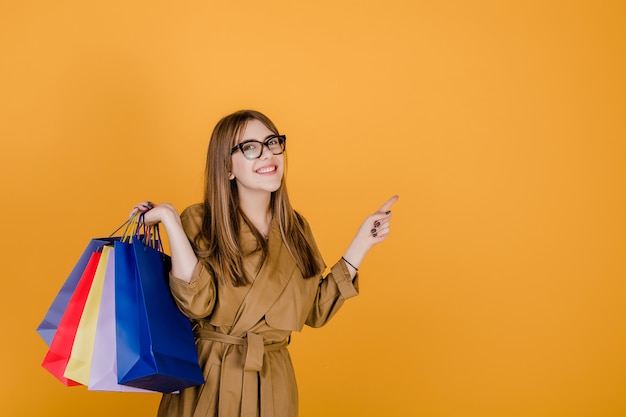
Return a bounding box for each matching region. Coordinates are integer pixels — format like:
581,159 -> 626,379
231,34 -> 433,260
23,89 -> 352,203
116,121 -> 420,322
41,251 -> 102,386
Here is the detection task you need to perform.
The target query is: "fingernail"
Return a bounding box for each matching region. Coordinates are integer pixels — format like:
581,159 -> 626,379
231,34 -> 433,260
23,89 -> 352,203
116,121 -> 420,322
371,228 -> 377,234
373,233 -> 378,237
385,210 -> 391,215
374,221 -> 381,227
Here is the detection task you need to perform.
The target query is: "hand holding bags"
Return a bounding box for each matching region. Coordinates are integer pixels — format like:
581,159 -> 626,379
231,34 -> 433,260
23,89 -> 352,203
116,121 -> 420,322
39,215 -> 204,393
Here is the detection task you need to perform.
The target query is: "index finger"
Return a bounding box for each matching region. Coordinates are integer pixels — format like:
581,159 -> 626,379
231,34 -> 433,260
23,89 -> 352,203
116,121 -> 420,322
378,195 -> 399,213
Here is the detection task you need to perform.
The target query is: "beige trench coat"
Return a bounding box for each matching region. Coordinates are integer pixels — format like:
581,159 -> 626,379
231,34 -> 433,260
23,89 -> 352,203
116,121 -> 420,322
156,204 -> 359,417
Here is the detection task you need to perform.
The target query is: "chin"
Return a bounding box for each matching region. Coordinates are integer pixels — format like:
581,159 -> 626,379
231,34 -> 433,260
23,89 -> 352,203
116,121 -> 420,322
267,180 -> 283,192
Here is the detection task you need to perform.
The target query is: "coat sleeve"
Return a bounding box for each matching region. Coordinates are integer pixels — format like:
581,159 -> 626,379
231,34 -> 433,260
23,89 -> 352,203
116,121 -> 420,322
301,215 -> 360,328
168,204 -> 217,320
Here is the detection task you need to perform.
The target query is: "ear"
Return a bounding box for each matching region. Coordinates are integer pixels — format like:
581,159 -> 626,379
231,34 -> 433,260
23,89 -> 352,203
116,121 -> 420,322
228,172 -> 235,180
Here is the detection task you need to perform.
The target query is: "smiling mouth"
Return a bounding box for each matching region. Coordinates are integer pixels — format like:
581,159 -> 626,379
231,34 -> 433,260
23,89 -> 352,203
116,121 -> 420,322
256,166 -> 277,174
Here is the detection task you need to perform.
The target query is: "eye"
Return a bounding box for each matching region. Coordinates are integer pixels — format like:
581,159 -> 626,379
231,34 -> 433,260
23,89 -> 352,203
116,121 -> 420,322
241,142 -> 258,152
266,137 -> 279,147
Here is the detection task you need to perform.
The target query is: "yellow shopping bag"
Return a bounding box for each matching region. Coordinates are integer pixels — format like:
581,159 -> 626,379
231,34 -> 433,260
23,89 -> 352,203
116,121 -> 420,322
63,245 -> 112,385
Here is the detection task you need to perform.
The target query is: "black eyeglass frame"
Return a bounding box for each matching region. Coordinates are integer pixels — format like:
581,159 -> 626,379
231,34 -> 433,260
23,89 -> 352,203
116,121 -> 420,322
230,135 -> 287,160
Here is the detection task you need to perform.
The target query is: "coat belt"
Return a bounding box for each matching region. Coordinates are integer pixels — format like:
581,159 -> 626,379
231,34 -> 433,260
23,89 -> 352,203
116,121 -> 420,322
194,328 -> 288,371
193,327 -> 289,417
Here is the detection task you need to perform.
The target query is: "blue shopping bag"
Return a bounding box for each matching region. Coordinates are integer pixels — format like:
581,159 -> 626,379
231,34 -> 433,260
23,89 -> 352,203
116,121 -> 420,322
114,230 -> 204,394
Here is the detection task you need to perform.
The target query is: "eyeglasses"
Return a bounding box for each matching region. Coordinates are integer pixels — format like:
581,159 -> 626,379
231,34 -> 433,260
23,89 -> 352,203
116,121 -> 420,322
230,135 -> 287,160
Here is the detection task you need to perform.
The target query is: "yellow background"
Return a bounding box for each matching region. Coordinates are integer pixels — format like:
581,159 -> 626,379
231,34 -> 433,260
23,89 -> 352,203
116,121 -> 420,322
1,1 -> 625,416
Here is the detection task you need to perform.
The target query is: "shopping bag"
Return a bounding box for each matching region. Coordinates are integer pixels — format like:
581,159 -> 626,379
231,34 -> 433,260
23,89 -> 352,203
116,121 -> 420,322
88,246 -> 153,393
63,245 -> 112,385
37,237 -> 118,346
41,250 -> 102,386
114,225 -> 204,393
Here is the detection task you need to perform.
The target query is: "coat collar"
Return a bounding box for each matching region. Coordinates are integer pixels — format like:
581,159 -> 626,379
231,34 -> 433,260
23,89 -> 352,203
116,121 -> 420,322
229,218 -> 297,336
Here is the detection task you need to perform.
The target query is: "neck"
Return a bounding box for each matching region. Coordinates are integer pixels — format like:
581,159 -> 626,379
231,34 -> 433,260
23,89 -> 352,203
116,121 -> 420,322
238,191 -> 272,236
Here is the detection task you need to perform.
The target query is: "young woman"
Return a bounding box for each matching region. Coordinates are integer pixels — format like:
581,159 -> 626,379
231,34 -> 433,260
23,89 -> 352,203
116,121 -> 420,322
133,109 -> 398,417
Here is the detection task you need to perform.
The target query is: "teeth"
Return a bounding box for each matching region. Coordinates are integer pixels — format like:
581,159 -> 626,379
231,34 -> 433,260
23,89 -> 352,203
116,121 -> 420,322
257,166 -> 276,174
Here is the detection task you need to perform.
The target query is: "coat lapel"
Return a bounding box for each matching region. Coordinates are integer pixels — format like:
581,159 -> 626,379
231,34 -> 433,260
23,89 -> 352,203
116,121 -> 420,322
229,221 -> 296,337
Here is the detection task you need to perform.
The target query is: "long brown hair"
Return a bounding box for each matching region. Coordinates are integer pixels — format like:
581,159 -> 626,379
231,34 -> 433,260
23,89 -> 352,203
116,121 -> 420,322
196,110 -> 322,286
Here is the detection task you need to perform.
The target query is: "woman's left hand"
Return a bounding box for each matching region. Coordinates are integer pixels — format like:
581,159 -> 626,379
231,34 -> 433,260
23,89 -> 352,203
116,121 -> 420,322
341,195 -> 399,272
354,195 -> 399,246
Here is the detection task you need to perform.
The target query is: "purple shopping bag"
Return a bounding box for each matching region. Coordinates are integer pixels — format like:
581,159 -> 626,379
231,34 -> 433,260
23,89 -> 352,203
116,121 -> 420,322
37,237 -> 118,346
89,246 -> 155,393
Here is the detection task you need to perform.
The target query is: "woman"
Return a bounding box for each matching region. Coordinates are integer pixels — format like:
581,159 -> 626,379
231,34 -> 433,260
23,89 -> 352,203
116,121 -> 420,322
133,109 -> 398,417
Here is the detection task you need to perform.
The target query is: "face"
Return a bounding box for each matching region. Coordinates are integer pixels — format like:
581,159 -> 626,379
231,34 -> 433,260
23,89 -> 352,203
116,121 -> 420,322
229,118 -> 285,196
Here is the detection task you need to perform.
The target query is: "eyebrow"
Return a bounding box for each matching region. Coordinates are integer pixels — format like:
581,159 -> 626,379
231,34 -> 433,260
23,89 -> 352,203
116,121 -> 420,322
239,134 -> 277,143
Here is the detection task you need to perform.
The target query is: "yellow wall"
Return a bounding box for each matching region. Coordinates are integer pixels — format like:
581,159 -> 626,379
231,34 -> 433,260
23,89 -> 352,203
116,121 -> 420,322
1,1 -> 625,416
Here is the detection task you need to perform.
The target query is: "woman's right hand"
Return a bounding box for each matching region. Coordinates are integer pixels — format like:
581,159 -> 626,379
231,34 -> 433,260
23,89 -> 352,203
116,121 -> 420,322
130,201 -> 196,282
130,201 -> 154,216
130,201 -> 179,227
